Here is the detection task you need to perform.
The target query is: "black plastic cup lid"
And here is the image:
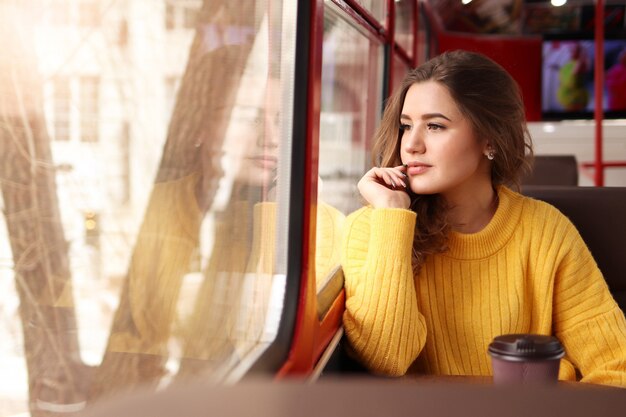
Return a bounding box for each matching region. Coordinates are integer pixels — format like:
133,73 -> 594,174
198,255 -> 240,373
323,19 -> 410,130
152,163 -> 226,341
488,334 -> 565,361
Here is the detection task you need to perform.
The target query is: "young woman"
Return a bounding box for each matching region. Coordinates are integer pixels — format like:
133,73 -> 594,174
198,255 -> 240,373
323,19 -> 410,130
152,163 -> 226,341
342,50 -> 626,386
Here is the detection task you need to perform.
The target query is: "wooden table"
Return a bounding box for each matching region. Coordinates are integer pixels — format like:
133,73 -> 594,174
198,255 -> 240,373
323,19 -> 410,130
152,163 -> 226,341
82,376 -> 626,417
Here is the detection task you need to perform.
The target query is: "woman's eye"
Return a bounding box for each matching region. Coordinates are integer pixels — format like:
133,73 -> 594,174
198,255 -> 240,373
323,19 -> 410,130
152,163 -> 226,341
427,123 -> 444,131
400,123 -> 412,131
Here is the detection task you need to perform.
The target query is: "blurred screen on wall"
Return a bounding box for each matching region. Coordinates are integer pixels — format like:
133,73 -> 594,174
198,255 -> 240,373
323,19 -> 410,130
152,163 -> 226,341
542,38 -> 626,120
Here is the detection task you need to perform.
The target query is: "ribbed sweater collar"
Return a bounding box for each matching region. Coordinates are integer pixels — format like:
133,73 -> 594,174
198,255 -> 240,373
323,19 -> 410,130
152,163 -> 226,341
445,186 -> 524,260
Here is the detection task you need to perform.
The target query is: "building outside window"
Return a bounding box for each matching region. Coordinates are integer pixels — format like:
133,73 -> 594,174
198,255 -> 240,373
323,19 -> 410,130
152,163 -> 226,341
79,1 -> 101,28
53,77 -> 72,141
80,76 -> 100,142
46,0 -> 101,27
165,0 -> 200,30
48,1 -> 70,26
165,76 -> 181,117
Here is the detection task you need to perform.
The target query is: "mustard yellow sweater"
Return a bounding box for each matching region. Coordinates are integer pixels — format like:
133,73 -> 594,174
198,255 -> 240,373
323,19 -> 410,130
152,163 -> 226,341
342,186 -> 626,386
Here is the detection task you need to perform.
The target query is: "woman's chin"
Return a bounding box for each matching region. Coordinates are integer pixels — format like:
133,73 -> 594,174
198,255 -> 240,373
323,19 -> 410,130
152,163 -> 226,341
408,183 -> 442,196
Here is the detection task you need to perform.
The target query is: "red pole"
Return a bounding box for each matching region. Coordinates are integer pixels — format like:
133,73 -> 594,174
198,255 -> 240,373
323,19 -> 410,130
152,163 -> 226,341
413,0 -> 419,67
388,0 -> 395,95
594,0 -> 604,186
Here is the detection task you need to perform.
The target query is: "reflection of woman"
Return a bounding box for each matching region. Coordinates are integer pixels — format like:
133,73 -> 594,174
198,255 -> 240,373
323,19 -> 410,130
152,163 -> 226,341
178,71 -> 282,377
606,49 -> 626,111
90,6 -> 266,397
177,75 -> 345,378
342,50 -> 626,386
557,44 -> 589,111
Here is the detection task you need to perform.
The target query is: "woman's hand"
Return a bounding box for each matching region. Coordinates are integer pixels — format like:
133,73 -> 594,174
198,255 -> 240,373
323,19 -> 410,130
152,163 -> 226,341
358,165 -> 411,209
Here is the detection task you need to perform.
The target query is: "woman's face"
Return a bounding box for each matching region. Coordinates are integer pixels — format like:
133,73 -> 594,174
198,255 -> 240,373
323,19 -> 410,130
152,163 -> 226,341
234,101 -> 280,189
203,77 -> 280,201
399,81 -> 491,197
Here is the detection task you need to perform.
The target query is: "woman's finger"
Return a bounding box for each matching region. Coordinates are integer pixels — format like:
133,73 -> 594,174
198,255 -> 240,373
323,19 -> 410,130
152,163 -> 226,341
381,171 -> 396,188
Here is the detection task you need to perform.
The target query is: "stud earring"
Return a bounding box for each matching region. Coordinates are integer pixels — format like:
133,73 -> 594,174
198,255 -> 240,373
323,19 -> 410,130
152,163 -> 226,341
487,151 -> 495,160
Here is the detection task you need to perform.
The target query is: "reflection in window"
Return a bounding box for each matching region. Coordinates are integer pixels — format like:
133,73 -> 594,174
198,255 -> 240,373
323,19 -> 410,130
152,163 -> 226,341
165,3 -> 176,29
79,1 -> 100,28
392,54 -> 411,94
417,2 -> 431,63
84,211 -> 100,247
80,76 -> 99,142
394,0 -> 415,56
316,5 -> 384,290
53,77 -> 71,141
165,0 -> 200,30
352,0 -> 387,24
0,1 -> 296,415
48,2 -> 70,26
165,75 -> 181,117
120,122 -> 131,204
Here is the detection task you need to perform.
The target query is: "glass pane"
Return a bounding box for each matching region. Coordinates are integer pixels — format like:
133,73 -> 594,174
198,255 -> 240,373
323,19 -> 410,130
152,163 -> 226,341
353,0 -> 387,25
394,0 -> 415,56
79,1 -> 101,28
79,76 -> 99,142
317,5 -> 384,290
165,0 -> 200,30
53,77 -> 72,141
417,2 -> 430,64
392,54 -> 411,95
0,0 -> 296,414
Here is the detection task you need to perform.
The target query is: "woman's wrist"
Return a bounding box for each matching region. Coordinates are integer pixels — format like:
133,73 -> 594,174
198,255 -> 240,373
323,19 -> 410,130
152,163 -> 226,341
372,195 -> 410,209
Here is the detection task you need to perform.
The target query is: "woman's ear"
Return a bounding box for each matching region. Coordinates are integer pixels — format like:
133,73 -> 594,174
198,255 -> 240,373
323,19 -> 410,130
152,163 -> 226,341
484,143 -> 496,161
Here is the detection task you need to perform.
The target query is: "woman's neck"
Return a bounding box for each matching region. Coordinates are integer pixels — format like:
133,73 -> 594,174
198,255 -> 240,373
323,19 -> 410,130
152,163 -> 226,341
444,184 -> 499,234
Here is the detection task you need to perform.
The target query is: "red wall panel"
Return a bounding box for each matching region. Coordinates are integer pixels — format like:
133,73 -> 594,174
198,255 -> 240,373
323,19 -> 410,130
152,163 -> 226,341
437,33 -> 543,121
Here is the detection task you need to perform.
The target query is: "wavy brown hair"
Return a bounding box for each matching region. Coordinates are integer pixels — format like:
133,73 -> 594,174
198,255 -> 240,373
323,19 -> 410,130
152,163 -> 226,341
372,50 -> 533,270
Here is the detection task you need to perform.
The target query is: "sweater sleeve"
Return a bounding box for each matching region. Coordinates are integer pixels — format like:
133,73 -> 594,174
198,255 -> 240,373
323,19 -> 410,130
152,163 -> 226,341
552,218 -> 626,387
341,207 -> 427,376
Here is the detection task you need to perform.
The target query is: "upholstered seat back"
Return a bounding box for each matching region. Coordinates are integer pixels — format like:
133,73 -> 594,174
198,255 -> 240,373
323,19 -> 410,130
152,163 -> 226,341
522,155 -> 578,186
522,186 -> 626,313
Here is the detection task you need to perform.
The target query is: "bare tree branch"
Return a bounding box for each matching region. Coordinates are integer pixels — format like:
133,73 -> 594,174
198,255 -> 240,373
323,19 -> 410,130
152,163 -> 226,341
0,2 -> 89,416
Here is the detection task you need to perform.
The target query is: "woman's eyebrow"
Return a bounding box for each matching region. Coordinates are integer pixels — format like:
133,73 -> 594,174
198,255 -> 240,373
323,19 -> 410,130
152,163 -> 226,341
421,112 -> 452,121
400,112 -> 452,122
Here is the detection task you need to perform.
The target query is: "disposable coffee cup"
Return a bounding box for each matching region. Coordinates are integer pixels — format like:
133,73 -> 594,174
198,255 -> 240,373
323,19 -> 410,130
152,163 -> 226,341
488,334 -> 565,384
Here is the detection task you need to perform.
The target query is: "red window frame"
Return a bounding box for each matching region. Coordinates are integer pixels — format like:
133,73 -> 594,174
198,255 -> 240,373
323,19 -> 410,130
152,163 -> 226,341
276,0 -> 420,377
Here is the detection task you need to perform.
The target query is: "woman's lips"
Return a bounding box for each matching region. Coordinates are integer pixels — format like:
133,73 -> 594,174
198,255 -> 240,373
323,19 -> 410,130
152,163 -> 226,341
406,162 -> 432,175
248,155 -> 278,169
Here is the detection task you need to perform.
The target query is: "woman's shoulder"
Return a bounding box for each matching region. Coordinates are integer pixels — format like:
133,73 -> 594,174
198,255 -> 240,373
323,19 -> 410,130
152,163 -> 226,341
344,206 -> 374,240
502,186 -> 565,215
502,186 -> 576,232
342,207 -> 373,265
346,206 -> 373,223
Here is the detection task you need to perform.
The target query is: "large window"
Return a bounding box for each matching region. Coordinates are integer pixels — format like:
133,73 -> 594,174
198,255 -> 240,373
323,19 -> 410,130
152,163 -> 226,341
78,1 -> 100,28
315,3 -> 384,290
353,0 -> 387,24
53,77 -> 72,141
164,75 -> 181,120
46,0 -> 101,27
392,53 -> 411,94
165,0 -> 200,30
395,0 -> 415,57
1,1 -> 297,414
79,76 -> 99,142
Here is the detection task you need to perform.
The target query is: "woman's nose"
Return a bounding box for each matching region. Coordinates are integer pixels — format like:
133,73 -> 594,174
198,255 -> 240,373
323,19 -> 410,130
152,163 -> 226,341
403,129 -> 425,154
257,110 -> 280,148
